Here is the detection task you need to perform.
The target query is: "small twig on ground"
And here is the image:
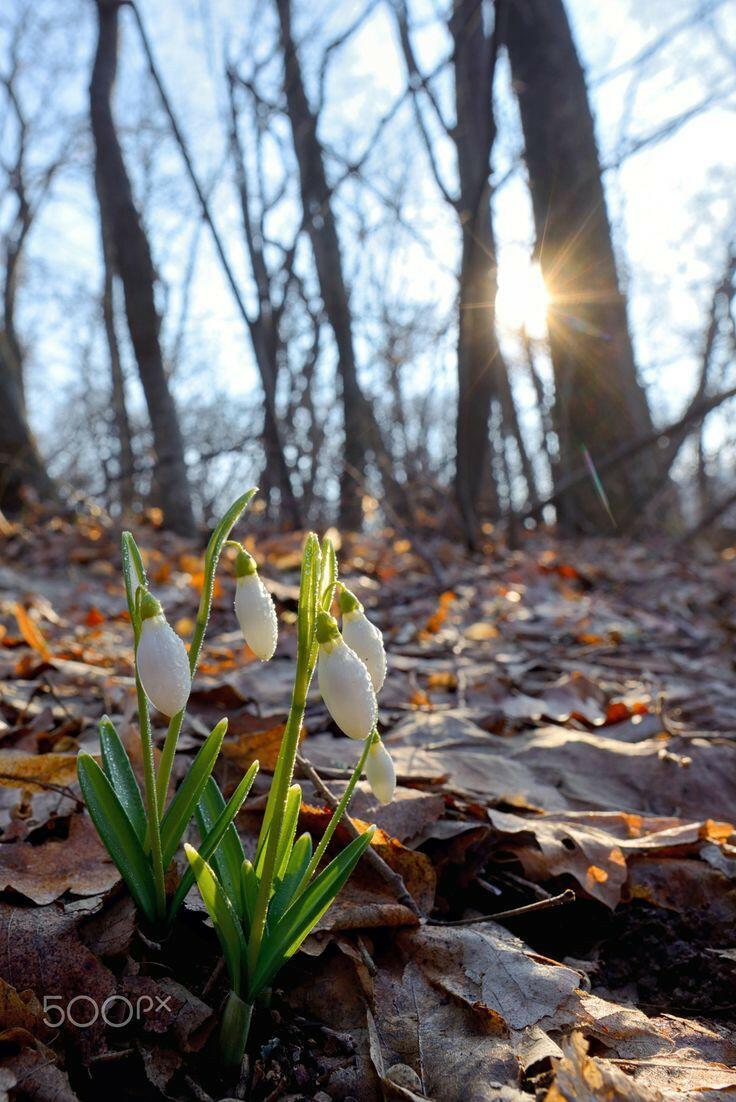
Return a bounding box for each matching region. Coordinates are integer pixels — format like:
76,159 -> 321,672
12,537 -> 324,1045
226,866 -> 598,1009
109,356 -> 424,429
428,888 -> 575,927
296,750 -> 423,918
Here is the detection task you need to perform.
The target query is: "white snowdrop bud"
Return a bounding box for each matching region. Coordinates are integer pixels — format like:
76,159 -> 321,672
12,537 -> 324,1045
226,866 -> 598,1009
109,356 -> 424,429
365,737 -> 396,805
317,612 -> 377,741
339,588 -> 386,694
233,550 -> 277,661
136,594 -> 190,717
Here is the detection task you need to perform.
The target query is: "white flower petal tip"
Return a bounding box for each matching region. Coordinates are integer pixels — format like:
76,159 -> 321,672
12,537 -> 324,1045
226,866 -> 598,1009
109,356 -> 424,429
137,615 -> 190,717
234,573 -> 278,661
318,637 -> 377,740
365,739 -> 396,805
342,609 -> 386,693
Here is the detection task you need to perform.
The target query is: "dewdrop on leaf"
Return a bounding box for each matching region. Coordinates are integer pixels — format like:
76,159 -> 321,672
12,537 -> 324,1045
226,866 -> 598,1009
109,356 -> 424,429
317,611 -> 376,740
136,592 -> 190,717
233,549 -> 277,661
339,587 -> 386,693
365,737 -> 396,805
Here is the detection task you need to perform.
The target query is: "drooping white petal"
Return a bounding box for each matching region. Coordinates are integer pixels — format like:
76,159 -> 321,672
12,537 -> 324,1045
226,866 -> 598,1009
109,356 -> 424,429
234,573 -> 278,660
318,638 -> 377,740
365,739 -> 396,805
137,615 -> 190,716
342,609 -> 386,693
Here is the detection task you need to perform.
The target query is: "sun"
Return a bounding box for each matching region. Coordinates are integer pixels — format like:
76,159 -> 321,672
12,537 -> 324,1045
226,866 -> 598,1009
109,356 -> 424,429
495,252 -> 549,340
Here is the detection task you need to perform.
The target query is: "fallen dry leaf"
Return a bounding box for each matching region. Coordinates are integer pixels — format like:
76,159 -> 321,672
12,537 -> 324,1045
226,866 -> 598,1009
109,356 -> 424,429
0,815 -> 119,905
0,751 -> 78,792
13,606 -> 51,662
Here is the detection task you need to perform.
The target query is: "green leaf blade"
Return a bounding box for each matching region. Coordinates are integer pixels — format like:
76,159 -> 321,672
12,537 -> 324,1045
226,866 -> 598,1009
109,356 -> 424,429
269,831 -> 313,924
170,764 -> 257,922
77,752 -> 157,922
274,784 -> 301,882
250,827 -> 374,998
185,844 -> 246,993
98,716 -> 146,843
160,718 -> 228,867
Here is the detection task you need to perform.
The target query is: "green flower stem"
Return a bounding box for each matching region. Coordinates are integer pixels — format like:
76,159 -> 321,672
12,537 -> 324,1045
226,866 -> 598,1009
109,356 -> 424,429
294,730 -> 374,900
135,674 -> 167,923
246,661 -> 309,982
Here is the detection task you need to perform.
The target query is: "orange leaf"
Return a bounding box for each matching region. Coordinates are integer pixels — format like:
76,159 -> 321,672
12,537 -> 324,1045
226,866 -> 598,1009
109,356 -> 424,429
221,724 -> 303,772
422,591 -> 456,636
14,605 -> 51,661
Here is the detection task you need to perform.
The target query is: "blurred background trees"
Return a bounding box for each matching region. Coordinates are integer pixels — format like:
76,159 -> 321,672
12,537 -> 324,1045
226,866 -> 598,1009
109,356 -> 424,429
1,0 -> 735,543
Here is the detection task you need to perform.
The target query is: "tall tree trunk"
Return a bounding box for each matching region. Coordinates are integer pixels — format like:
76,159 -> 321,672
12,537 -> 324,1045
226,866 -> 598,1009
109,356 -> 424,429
89,0 -> 195,536
99,212 -> 135,516
0,344 -> 56,513
452,0 -> 504,539
0,130 -> 56,512
505,0 -> 656,532
275,0 -> 409,529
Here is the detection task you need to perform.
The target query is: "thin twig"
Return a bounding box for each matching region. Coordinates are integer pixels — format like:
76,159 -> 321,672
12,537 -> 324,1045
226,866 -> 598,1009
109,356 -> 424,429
295,750 -> 422,919
428,888 -> 575,927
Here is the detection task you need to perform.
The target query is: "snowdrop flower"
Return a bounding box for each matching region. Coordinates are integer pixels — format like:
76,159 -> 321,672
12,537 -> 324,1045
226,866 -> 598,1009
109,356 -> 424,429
136,592 -> 190,717
365,736 -> 396,805
233,549 -> 277,661
317,611 -> 376,740
339,587 -> 386,693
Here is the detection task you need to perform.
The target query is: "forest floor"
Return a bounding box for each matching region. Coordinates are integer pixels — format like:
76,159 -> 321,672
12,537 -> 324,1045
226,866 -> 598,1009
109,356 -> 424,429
2,512 -> 736,1101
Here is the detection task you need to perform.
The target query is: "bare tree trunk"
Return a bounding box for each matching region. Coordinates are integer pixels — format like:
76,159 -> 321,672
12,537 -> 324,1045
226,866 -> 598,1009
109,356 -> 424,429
99,211 -> 135,515
0,74 -> 57,512
396,0 -> 508,544
89,0 -> 195,536
275,0 -> 409,529
0,347 -> 56,513
505,0 -> 656,532
452,1 -> 505,537
499,367 -> 539,504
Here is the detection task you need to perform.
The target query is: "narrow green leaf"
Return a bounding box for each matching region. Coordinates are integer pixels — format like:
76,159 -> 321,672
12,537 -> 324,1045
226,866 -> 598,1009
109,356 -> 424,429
319,537 -> 338,611
274,784 -> 301,882
160,718 -> 228,867
77,753 -> 157,922
169,762 -> 257,922
194,775 -> 247,914
297,533 -> 320,663
191,771 -> 251,916
185,844 -> 246,993
241,858 -> 259,933
269,832 -> 313,924
99,716 -> 146,843
249,828 -> 374,998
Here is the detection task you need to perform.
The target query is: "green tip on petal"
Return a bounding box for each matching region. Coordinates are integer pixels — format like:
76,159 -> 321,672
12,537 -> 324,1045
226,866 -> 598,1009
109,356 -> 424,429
139,590 -> 163,621
338,587 -> 361,615
315,610 -> 340,645
234,549 -> 258,578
